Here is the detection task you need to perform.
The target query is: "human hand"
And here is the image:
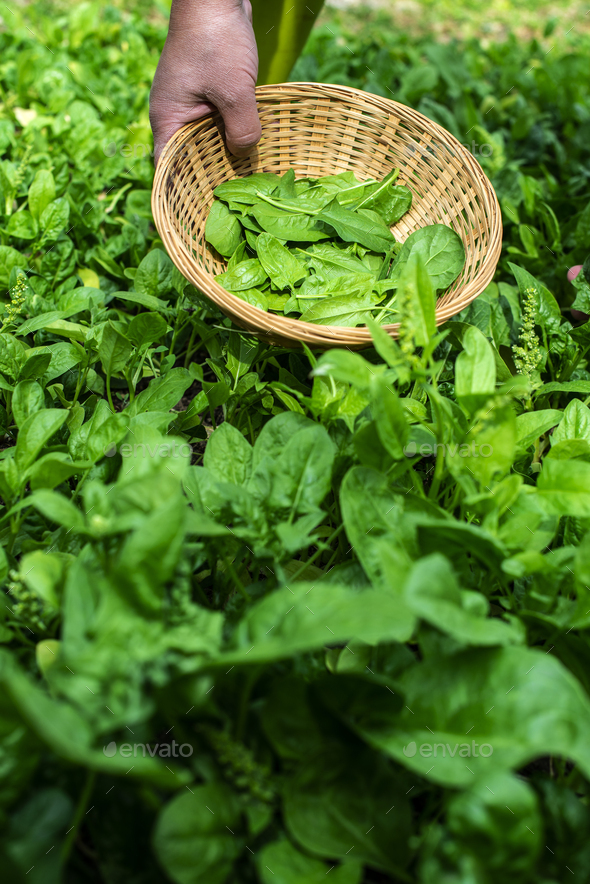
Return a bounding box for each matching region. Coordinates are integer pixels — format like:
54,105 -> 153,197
149,0 -> 261,165
568,264 -> 589,321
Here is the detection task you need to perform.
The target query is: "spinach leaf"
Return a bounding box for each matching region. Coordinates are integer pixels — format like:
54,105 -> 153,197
354,171 -> 413,225
204,201 -> 243,257
256,233 -> 307,291
300,286 -> 379,326
248,204 -> 331,242
216,258 -> 268,291
391,223 -> 465,290
153,783 -> 244,884
317,198 -> 396,252
305,244 -> 373,279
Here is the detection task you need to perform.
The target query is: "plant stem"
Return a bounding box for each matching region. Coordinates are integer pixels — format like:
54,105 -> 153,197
224,556 -> 251,601
428,444 -> 445,500
124,369 -> 135,404
254,191 -> 313,214
61,769 -> 96,865
106,373 -> 115,412
290,523 -> 346,581
235,665 -> 261,742
183,323 -> 199,368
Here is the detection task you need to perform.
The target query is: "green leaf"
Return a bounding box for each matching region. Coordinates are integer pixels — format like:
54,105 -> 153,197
536,381 -> 590,397
259,676 -> 327,760
515,409 -> 563,449
41,319 -> 88,343
299,286 -> 378,326
7,210 -> 37,240
266,424 -> 335,515
12,380 -> 44,429
135,249 -> 174,299
397,251 -> 436,346
257,839 -> 362,884
28,489 -> 87,532
127,368 -> 192,416
111,289 -> 170,313
28,170 -> 56,222
19,350 -> 52,380
204,422 -> 252,485
355,177 -> 412,226
213,173 -> 281,204
204,201 -> 243,258
232,287 -> 269,311
404,554 -> 521,646
0,245 -> 27,286
537,459 -> 590,516
248,413 -> 312,491
340,466 -> 416,586
127,312 -> 167,349
417,518 -> 508,576
446,772 -> 542,877
0,544 -> 7,586
306,243 -> 373,279
357,646 -> 590,787
223,581 -> 414,664
256,233 -> 307,290
116,496 -> 187,613
39,198 -> 70,242
391,224 -> 465,291
313,349 -> 376,388
248,204 -> 330,242
15,409 -> 67,471
454,325 -> 496,412
25,453 -> 89,490
216,258 -> 268,292
98,322 -> 133,376
252,0 -> 324,84
85,414 -> 129,463
284,746 -> 411,874
0,650 -> 183,788
370,374 -> 410,459
153,783 -> 243,884
552,398 -> 590,444
317,198 -> 395,252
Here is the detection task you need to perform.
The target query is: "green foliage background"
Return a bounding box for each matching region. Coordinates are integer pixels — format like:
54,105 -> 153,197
2,2 -> 590,882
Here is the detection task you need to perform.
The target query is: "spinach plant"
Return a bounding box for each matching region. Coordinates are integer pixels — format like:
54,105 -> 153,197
1,2 -> 590,883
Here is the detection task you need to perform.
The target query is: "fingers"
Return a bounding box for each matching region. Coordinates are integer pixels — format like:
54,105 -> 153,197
217,87 -> 262,157
149,79 -> 179,167
150,120 -> 177,168
150,90 -> 215,166
568,266 -> 589,321
568,264 -> 583,283
150,105 -> 184,168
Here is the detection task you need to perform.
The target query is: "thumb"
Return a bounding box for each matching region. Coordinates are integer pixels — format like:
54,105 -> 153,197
217,87 -> 262,157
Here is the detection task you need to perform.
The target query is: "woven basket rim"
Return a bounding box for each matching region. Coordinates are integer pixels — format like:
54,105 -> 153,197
152,82 -> 503,348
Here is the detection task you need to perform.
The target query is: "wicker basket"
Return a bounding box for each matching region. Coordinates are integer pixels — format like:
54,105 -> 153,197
152,83 -> 502,350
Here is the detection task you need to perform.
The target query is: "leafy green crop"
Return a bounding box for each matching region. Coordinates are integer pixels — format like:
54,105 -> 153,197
206,168 -> 465,326
2,2 -> 590,883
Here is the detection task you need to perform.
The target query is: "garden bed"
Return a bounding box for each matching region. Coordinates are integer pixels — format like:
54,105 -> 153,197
2,2 -> 590,882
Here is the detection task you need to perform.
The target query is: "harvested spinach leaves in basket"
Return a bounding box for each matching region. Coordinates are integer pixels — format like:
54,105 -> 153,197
205,168 -> 465,326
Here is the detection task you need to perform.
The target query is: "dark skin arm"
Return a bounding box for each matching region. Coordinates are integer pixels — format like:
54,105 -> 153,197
149,0 -> 262,165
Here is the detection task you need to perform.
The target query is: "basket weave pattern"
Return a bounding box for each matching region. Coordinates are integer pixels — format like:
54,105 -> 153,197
152,83 -> 502,349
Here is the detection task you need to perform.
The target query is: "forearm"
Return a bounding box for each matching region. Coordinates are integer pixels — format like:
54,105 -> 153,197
168,0 -> 243,27
149,0 -> 260,162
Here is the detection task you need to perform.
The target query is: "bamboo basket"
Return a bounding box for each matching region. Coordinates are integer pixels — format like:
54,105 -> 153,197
152,83 -> 502,350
